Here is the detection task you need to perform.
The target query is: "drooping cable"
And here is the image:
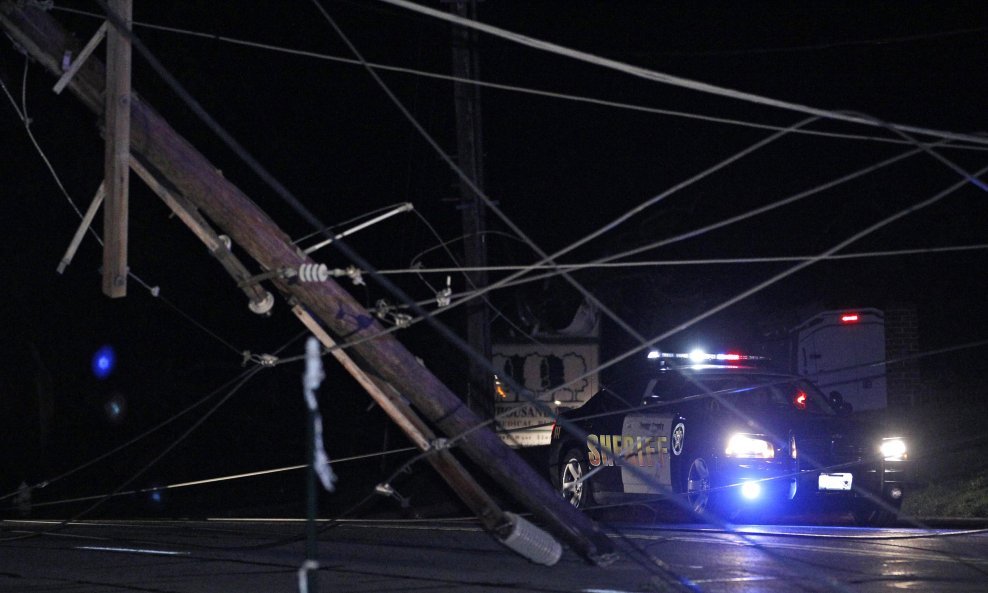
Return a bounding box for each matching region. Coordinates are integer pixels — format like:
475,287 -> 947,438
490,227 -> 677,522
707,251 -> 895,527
485,161 -> 988,422
375,0 -> 988,147
309,0 -> 819,365
437,161 -> 988,569
0,365 -> 264,543
48,4 -> 988,151
661,25 -> 988,57
85,2 -> 981,580
304,4 -> 908,588
370,243 -> 988,276
0,368 -> 257,506
422,144 -> 926,310
11,446 -> 417,512
409,209 -> 546,347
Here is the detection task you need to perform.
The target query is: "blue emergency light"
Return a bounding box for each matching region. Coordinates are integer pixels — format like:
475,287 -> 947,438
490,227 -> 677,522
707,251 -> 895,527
91,345 -> 117,379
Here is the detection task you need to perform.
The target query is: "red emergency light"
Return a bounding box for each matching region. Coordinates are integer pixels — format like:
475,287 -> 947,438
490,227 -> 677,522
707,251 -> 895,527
840,313 -> 859,323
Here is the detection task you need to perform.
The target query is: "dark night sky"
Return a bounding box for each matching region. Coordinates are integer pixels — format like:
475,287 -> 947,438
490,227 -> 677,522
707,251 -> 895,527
2,1 -> 988,513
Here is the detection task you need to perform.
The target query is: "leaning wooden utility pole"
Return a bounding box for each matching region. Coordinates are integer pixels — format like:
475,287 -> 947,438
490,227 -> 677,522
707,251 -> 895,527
0,2 -> 613,563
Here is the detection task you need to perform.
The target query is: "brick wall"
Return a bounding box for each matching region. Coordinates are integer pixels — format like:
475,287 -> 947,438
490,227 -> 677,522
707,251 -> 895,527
885,303 -> 922,407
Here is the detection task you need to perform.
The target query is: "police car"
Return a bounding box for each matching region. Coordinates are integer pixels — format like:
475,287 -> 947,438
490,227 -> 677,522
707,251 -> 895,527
548,351 -> 908,525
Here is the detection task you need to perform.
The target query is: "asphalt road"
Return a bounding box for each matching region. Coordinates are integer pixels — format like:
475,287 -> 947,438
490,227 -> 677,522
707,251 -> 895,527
1,518 -> 986,592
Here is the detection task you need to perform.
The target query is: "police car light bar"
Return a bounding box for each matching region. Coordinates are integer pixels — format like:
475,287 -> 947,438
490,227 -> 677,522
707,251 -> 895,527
647,350 -> 765,362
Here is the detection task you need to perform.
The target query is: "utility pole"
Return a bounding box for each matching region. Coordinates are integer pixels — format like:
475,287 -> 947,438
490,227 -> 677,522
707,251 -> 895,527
448,0 -> 492,419
0,2 -> 614,564
101,0 -> 131,297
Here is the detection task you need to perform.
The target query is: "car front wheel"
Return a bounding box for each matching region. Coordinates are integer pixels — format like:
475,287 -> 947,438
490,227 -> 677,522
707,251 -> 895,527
560,448 -> 592,509
686,456 -> 712,516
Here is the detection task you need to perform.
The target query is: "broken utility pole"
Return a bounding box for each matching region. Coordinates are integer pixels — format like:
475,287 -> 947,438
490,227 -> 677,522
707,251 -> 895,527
0,2 -> 614,563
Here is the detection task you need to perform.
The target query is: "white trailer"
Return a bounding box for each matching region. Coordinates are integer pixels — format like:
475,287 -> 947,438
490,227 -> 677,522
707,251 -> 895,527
792,308 -> 888,411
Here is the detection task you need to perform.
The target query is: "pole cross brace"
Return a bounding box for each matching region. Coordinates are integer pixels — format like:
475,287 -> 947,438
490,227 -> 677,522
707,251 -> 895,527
53,20 -> 107,94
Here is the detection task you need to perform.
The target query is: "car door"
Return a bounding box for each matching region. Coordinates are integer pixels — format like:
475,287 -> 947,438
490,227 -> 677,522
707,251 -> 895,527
619,410 -> 674,494
582,389 -> 634,493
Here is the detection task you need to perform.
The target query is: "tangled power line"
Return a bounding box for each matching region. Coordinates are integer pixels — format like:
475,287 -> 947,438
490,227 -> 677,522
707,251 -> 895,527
4,0 -> 988,589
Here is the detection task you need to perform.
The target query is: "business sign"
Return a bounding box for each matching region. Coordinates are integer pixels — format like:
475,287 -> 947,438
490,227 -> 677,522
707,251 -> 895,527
492,342 -> 599,447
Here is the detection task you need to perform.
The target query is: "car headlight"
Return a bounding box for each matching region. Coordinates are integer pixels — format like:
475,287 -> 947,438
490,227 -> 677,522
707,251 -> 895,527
880,437 -> 907,461
725,433 -> 775,459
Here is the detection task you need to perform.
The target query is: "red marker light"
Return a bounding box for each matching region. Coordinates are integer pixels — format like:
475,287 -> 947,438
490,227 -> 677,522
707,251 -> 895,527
794,390 -> 808,410
840,314 -> 859,323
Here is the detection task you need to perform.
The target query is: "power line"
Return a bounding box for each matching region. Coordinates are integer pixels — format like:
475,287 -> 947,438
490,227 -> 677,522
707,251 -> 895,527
370,243 -> 988,275
310,145 -> 948,319
82,2 -> 983,579
408,210 -> 545,347
14,446 -> 418,511
19,5 -> 984,584
307,3 -> 980,587
310,0 -> 823,400
0,366 -> 264,543
500,336 -> 988,443
318,240 -> 988,317
442,160 -> 988,538
274,11 -> 984,556
660,25 -> 988,57
32,3 -> 980,412
424,144 -> 926,309
0,369 -> 254,505
85,2 -> 610,559
85,0 -> 964,504
876,113 -> 988,196
300,17 -> 838,568
46,4 -> 988,152
517,161 -> 988,403
375,0 -> 988,147
27,4 -> 976,584
376,142 -> 922,336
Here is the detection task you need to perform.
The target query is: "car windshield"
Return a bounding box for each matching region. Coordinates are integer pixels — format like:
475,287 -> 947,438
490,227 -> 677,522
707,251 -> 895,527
648,372 -> 837,416
725,377 -> 836,416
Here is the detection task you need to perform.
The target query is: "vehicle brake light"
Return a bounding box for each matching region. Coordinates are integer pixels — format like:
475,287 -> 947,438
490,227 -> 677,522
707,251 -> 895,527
794,390 -> 808,410
840,314 -> 859,323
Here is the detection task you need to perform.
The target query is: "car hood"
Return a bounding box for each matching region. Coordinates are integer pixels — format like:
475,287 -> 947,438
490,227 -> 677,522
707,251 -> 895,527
762,413 -> 893,467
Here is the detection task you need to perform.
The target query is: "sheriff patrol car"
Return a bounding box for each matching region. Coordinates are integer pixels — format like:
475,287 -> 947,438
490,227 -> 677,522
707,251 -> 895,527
548,351 -> 908,525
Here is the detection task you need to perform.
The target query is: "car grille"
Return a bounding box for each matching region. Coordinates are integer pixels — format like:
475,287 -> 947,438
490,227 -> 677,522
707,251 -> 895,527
796,436 -> 866,471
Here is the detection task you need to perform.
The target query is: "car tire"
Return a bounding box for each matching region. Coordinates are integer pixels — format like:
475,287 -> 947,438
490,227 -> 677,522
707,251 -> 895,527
852,504 -> 897,527
685,456 -> 713,516
559,448 -> 592,510
682,455 -> 742,522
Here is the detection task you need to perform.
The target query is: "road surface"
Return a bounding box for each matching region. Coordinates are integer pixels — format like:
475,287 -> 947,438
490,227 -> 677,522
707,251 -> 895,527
1,518 -> 986,592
